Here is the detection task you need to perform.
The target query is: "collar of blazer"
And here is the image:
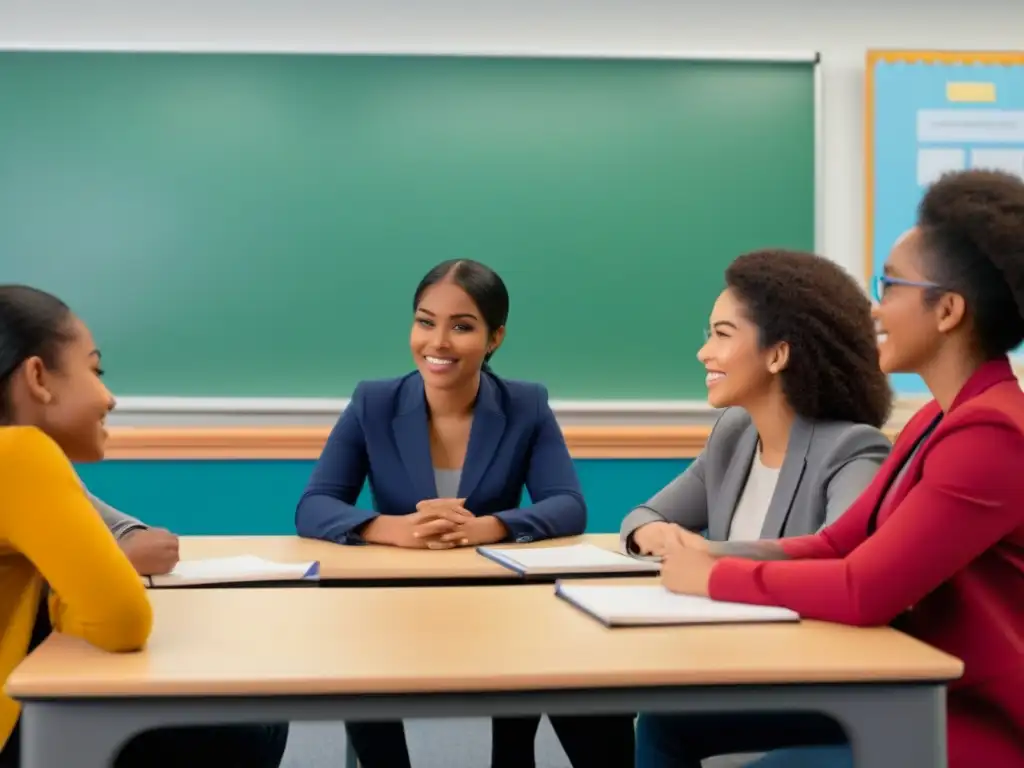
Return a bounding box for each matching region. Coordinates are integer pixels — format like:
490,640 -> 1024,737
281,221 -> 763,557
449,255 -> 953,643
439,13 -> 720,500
709,414 -> 813,541
392,372 -> 508,504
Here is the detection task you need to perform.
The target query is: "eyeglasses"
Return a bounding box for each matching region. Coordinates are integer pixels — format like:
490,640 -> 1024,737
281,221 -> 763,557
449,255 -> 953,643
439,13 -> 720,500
872,274 -> 942,303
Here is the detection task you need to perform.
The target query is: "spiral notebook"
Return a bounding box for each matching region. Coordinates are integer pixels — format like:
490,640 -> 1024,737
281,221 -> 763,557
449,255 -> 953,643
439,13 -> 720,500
476,543 -> 660,576
555,582 -> 800,627
146,555 -> 320,587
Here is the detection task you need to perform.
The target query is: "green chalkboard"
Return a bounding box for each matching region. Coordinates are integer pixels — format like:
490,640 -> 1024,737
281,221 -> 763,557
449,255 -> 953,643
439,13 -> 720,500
0,52 -> 815,399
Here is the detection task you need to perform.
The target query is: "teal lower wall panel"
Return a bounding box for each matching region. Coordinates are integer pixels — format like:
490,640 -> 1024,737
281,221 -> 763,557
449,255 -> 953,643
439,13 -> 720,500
74,458 -> 690,536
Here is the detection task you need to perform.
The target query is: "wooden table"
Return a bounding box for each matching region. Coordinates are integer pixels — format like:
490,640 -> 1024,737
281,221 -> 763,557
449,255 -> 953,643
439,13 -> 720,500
178,532 -> 629,586
9,586 -> 962,768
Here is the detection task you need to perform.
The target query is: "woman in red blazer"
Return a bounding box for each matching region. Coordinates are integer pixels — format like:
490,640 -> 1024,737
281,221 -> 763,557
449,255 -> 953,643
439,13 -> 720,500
636,169 -> 1024,768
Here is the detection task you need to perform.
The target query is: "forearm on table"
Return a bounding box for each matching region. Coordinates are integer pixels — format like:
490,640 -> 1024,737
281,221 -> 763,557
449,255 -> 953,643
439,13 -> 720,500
474,515 -> 509,542
496,494 -> 585,541
707,540 -> 790,560
620,507 -> 664,546
87,492 -> 148,540
296,494 -> 376,543
357,514 -> 399,544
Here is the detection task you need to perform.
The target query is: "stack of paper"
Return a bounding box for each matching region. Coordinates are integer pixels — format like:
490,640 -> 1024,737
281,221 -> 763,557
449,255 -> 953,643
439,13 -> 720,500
147,555 -> 320,587
477,543 -> 661,576
555,582 -> 800,627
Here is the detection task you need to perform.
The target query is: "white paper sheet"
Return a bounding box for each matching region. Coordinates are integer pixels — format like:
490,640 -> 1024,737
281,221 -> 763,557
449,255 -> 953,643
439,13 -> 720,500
479,543 -> 660,574
556,583 -> 799,626
149,555 -> 318,586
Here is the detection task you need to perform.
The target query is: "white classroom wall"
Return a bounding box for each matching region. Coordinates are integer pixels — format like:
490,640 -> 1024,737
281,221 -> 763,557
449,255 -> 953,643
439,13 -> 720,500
3,0 -> 1024,282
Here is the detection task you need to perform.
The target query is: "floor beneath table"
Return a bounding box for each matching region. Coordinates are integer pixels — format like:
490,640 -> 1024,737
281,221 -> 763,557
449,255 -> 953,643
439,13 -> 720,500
280,719 -> 758,768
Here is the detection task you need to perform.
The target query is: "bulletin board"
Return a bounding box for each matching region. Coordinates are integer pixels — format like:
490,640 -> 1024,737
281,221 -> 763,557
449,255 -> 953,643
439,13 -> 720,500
865,49 -> 1024,394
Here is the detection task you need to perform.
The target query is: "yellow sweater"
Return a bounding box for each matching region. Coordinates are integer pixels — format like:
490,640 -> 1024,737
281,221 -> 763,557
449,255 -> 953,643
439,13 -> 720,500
0,427 -> 152,750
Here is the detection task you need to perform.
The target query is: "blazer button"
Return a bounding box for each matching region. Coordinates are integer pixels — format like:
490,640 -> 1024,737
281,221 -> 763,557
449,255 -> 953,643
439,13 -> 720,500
516,535 -> 533,543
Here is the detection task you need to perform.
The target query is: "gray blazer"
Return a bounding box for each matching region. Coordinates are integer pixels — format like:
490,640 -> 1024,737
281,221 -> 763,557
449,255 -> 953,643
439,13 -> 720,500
620,408 -> 891,551
87,491 -> 148,541
72,466 -> 148,540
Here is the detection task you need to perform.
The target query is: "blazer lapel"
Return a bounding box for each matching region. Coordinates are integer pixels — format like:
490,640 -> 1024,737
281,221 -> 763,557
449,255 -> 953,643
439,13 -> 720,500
865,407 -> 944,533
458,375 -> 506,502
760,416 -> 811,538
392,376 -> 437,501
709,424 -> 758,540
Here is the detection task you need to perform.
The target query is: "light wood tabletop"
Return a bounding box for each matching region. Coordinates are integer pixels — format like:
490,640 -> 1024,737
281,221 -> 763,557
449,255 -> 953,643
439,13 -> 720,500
178,533 -> 622,581
7,584 -> 963,699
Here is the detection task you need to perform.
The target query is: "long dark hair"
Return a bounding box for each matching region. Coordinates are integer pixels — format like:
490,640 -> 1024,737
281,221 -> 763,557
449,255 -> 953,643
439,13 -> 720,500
413,260 -> 509,372
0,285 -> 74,422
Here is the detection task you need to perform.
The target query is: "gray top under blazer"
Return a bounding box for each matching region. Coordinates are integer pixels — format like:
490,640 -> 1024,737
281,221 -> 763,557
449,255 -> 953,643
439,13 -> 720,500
620,407 -> 892,551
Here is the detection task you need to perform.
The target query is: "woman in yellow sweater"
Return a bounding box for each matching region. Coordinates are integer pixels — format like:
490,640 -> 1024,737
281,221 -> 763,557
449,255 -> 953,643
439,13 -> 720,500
0,285 -> 288,767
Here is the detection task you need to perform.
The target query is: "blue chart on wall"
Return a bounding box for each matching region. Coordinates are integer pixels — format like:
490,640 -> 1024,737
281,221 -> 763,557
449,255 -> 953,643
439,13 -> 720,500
866,50 -> 1024,395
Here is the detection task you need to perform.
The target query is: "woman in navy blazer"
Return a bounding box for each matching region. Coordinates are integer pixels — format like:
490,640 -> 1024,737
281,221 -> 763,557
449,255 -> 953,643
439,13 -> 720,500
295,260 -> 635,768
295,370 -> 585,545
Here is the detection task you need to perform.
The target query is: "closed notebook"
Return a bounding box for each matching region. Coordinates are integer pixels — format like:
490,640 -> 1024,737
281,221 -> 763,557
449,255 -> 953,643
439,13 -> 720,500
146,555 -> 320,587
555,582 -> 800,627
476,543 -> 661,576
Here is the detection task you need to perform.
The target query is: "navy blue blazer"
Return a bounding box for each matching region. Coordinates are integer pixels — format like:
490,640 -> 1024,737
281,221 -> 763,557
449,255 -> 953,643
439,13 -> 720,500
295,371 -> 587,545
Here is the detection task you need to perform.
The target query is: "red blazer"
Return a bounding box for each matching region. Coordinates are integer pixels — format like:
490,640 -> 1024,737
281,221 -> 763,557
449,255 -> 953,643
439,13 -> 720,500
710,358 -> 1024,768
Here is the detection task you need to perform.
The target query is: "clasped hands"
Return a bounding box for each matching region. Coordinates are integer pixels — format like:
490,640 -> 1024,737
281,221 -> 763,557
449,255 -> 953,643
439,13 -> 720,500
632,521 -> 717,597
384,498 -> 507,550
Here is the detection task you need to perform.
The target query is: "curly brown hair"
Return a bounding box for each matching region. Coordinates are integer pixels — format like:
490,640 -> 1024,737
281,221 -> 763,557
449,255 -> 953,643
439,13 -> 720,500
918,169 -> 1024,359
725,250 -> 892,427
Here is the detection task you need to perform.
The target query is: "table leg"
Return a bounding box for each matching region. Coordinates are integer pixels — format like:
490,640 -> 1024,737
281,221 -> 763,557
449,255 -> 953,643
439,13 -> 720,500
21,701 -> 129,767
622,682 -> 946,767
826,683 -> 946,767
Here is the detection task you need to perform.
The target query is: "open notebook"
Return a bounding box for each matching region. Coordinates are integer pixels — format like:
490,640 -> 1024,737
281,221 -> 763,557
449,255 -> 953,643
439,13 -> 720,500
146,555 -> 320,587
555,582 -> 800,627
476,543 -> 661,576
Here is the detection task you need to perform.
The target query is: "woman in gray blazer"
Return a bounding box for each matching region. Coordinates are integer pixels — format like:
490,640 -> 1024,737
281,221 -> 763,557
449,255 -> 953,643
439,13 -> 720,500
622,250 -> 893,560
623,250 -> 893,768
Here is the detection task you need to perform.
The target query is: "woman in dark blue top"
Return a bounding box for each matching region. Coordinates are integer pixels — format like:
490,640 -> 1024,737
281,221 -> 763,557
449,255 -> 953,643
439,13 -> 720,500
295,259 -> 634,768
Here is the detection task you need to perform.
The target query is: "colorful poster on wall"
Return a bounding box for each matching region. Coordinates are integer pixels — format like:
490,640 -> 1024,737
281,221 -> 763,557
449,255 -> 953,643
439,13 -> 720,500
865,50 -> 1024,395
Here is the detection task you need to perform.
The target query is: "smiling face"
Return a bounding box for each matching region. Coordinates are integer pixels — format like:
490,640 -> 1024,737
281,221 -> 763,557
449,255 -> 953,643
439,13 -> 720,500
697,289 -> 786,409
20,315 -> 116,462
410,280 -> 504,391
872,227 -> 962,375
